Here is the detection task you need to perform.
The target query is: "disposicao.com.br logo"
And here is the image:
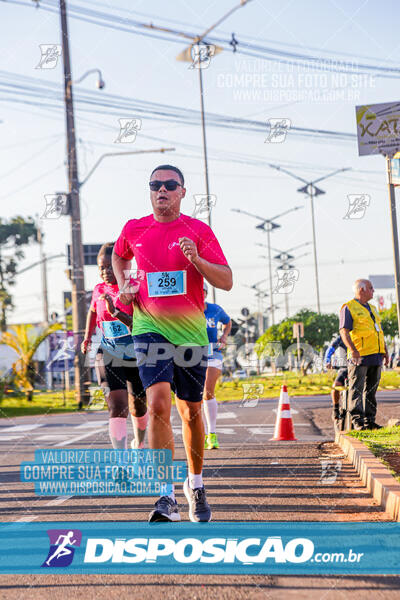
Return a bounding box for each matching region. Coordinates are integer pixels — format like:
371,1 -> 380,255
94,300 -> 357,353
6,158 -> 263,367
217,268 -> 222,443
83,535 -> 358,565
2,522 -> 397,575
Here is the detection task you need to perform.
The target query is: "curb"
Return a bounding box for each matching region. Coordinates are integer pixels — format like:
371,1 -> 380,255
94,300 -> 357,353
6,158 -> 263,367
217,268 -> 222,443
335,432 -> 400,521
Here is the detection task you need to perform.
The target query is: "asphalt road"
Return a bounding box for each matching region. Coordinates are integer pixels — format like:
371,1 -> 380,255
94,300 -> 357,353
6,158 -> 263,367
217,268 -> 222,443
1,392 -> 399,598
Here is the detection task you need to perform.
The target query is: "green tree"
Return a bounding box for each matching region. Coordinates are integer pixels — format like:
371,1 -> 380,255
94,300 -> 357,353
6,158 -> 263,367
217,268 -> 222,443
256,308 -> 339,354
0,323 -> 62,401
380,304 -> 398,338
0,216 -> 38,331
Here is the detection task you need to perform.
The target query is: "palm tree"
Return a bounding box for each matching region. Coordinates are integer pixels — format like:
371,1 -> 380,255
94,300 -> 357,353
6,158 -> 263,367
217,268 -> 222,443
0,323 -> 62,401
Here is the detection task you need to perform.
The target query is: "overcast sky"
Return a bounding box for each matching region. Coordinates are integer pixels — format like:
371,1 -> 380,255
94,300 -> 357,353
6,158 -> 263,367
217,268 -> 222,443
1,0 -> 399,326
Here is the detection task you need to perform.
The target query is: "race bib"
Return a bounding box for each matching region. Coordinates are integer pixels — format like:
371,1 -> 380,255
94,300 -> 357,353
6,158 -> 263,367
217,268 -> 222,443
102,320 -> 130,339
147,271 -> 186,297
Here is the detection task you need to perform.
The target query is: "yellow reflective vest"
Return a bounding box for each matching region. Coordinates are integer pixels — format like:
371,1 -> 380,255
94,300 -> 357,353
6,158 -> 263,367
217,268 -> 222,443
341,298 -> 385,357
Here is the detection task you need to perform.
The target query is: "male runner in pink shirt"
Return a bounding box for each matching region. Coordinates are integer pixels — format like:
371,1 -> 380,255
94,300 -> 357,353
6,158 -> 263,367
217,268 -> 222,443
113,165 -> 232,522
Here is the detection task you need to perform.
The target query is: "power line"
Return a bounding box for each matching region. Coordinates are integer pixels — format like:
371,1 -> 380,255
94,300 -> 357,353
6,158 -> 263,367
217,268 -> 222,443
9,0 -> 400,78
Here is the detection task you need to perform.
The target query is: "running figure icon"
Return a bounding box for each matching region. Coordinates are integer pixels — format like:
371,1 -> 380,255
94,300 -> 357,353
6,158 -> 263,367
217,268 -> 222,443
45,531 -> 77,566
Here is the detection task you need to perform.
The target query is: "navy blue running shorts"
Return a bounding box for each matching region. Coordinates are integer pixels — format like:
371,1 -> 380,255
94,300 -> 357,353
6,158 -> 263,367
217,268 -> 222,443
133,332 -> 208,403
95,348 -> 145,397
334,367 -> 348,387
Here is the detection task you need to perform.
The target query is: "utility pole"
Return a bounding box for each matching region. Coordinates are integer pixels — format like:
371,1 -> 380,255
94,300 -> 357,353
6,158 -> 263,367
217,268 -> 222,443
36,221 -> 52,390
36,225 -> 49,325
60,0 -> 90,407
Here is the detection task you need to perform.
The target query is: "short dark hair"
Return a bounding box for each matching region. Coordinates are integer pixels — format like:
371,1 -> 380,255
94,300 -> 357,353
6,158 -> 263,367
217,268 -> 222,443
97,242 -> 114,260
150,165 -> 184,186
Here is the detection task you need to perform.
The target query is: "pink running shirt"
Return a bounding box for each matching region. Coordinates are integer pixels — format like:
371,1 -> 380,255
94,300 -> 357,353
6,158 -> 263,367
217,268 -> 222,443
114,213 -> 228,346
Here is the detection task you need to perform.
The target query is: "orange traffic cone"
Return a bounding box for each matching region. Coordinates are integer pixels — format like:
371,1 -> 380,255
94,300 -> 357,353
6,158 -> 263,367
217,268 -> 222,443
271,385 -> 297,441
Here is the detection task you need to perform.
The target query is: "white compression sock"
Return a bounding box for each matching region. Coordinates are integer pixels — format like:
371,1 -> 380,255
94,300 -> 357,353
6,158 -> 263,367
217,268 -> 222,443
189,472 -> 203,490
202,406 -> 209,435
203,397 -> 218,434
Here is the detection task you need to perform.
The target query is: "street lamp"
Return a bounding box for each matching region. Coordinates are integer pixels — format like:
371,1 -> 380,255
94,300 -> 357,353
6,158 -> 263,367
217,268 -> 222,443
67,68 -> 105,96
258,241 -> 311,319
243,279 -> 267,335
267,164 -> 351,313
232,206 -> 303,325
146,1 -> 253,303
176,1 -> 252,225
78,147 -> 175,189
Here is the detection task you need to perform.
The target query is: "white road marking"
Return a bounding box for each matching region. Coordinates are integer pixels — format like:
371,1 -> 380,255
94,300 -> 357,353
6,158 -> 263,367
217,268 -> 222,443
15,515 -> 38,522
54,427 -> 107,447
45,495 -> 73,506
0,424 -> 44,433
0,436 -> 24,441
215,428 -> 235,434
248,428 -> 275,435
74,420 -> 109,429
217,412 -> 237,420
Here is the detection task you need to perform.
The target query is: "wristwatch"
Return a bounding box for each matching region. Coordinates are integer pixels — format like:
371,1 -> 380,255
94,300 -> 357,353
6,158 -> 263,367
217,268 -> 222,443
111,309 -> 119,317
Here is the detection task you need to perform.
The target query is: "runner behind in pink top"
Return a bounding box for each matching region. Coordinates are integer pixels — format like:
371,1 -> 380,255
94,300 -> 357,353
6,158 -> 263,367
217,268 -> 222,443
90,281 -> 134,359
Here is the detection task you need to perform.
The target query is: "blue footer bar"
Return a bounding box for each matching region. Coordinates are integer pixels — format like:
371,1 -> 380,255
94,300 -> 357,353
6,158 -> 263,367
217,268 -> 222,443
1,522 -> 399,574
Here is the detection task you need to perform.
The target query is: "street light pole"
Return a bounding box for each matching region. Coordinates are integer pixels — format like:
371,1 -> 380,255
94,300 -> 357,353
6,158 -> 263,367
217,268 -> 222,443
36,224 -> 49,325
266,224 -> 274,325
308,185 -> 321,313
386,156 -> 400,333
232,206 -> 302,325
243,279 -> 267,336
60,0 -> 90,408
268,163 -> 350,314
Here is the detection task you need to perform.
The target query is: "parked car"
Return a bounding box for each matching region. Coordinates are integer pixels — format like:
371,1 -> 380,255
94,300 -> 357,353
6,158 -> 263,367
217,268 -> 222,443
232,369 -> 247,380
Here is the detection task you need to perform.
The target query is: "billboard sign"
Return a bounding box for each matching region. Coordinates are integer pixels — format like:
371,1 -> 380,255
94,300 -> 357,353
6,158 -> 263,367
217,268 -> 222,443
355,101 -> 400,157
369,274 -> 395,289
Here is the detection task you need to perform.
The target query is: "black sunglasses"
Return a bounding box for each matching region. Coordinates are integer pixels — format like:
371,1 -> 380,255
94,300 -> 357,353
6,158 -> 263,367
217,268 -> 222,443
149,179 -> 183,192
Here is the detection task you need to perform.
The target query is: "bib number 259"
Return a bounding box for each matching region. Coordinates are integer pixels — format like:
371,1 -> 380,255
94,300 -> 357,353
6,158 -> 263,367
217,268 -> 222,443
147,270 -> 186,297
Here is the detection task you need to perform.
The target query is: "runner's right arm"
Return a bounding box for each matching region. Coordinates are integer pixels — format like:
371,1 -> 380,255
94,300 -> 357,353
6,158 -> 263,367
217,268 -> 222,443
339,306 -> 361,364
112,251 -> 134,305
81,308 -> 97,354
101,293 -> 133,329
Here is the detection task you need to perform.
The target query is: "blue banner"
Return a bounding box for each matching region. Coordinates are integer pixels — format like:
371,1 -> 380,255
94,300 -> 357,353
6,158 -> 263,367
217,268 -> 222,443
1,522 -> 399,574
20,449 -> 187,497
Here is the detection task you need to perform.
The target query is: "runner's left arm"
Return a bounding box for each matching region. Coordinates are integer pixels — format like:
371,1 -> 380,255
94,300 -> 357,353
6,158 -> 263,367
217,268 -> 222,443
179,236 -> 232,290
218,319 -> 232,349
194,258 -> 233,291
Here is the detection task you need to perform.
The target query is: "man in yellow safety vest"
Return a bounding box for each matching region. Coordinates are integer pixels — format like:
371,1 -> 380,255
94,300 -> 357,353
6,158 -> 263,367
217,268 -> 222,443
339,279 -> 389,430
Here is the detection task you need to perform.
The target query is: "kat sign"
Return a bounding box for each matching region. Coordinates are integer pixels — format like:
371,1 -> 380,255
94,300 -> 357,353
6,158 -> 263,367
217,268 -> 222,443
355,101 -> 400,157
